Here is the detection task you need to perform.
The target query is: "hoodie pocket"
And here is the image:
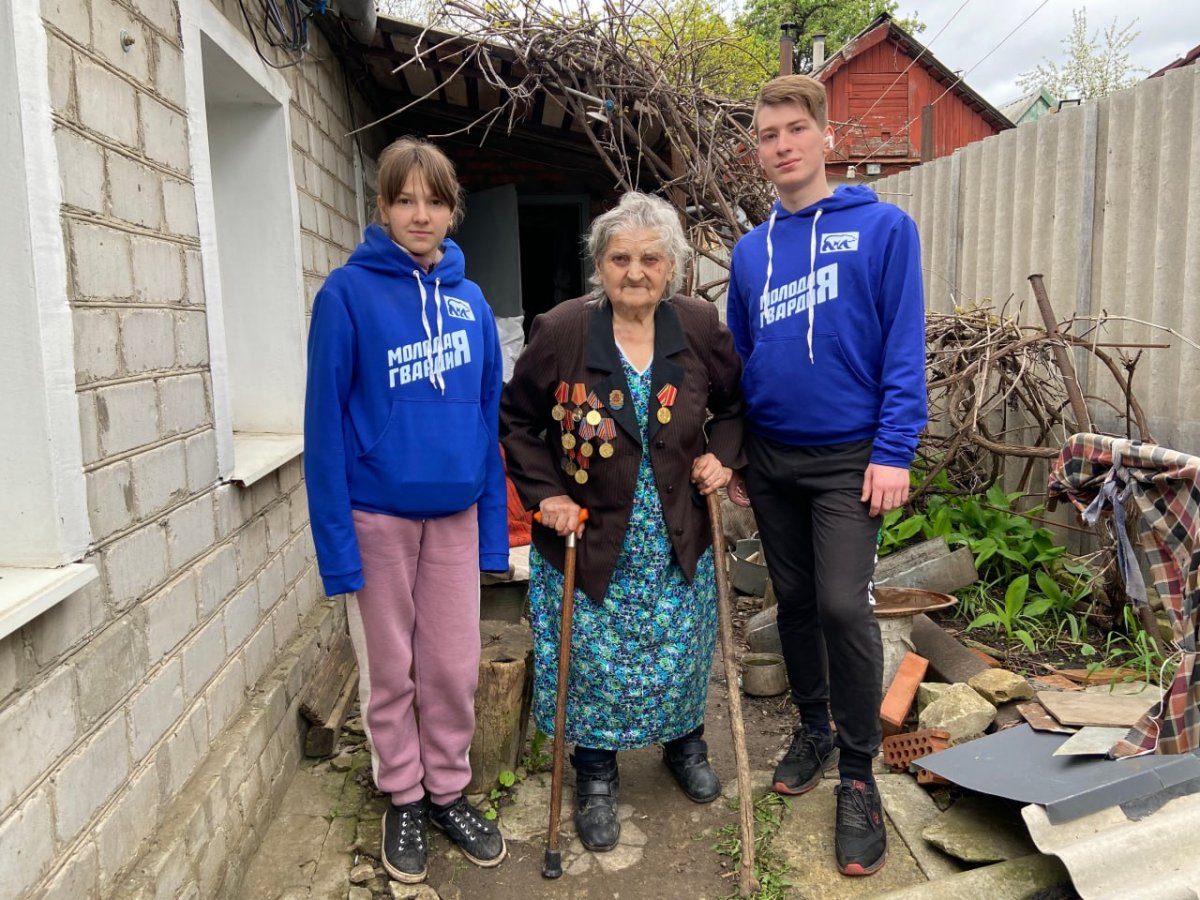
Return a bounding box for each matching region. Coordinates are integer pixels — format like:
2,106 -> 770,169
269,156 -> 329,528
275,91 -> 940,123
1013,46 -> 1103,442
743,335 -> 879,438
353,398 -> 487,514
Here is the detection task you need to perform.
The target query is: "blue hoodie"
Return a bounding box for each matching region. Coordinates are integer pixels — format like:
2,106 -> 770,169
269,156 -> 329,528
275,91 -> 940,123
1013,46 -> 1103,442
304,224 -> 508,596
726,184 -> 927,468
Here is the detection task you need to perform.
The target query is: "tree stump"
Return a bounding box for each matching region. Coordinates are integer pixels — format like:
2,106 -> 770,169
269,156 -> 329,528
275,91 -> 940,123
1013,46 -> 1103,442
467,620 -> 534,793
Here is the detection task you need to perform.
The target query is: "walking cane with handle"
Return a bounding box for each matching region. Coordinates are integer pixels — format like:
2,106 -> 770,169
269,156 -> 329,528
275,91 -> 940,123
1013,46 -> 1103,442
708,492 -> 759,896
534,508 -> 589,880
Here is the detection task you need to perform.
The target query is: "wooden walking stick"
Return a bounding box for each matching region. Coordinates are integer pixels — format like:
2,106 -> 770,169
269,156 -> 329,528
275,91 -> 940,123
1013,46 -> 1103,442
707,492 -> 758,896
537,508 -> 588,879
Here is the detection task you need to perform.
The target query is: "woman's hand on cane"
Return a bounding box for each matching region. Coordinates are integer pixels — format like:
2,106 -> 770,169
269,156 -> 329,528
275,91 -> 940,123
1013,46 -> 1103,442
537,496 -> 587,538
690,453 -> 731,496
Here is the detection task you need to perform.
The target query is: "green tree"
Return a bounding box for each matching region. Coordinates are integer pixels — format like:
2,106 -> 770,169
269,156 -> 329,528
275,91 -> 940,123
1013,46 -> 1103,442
735,0 -> 925,74
1016,7 -> 1143,101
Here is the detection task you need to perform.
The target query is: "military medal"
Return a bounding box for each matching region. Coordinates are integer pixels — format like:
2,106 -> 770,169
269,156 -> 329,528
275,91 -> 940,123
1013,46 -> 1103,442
585,390 -> 604,426
562,432 -> 576,450
597,418 -> 616,457
574,469 -> 589,484
656,383 -> 678,425
608,389 -> 624,410
586,409 -> 601,426
552,381 -> 569,421
579,441 -> 594,458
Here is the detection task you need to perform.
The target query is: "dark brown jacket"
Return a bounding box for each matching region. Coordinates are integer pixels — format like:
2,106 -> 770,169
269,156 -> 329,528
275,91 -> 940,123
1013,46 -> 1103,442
501,294 -> 745,602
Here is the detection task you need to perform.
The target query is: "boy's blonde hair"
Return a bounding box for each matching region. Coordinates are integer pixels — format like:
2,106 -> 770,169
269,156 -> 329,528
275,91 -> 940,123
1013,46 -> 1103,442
754,75 -> 829,131
376,137 -> 465,229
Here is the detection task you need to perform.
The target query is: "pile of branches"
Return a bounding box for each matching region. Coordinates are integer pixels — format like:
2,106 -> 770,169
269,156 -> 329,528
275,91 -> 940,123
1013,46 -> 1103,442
917,303 -> 1155,501
382,0 -> 773,299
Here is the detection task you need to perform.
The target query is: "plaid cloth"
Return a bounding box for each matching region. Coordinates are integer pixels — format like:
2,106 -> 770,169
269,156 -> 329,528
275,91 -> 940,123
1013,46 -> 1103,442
1048,433 -> 1200,757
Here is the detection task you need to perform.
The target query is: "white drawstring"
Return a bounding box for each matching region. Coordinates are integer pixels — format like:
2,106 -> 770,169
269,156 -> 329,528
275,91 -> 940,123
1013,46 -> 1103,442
807,207 -> 823,364
413,270 -> 446,394
759,207 -> 778,322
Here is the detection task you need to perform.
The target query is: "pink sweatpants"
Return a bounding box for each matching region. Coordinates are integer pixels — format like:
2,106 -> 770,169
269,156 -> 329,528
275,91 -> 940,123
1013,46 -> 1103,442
346,507 -> 482,806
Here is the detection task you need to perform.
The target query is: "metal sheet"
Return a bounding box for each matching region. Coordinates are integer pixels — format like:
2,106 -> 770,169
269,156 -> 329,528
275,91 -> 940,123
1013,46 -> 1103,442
916,724 -> 1200,823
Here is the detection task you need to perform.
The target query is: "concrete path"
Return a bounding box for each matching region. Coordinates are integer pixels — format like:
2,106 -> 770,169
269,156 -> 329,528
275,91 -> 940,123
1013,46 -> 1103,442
238,664 -> 1070,899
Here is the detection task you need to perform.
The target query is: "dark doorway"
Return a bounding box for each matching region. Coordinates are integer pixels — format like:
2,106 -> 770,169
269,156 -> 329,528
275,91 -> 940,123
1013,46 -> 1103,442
517,199 -> 588,338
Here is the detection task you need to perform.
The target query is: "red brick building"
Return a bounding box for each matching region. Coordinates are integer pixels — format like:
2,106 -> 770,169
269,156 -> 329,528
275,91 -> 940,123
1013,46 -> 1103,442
814,14 -> 1011,180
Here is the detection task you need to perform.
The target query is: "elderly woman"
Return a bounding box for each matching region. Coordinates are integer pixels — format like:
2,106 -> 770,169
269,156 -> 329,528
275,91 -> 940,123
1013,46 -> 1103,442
500,191 -> 744,851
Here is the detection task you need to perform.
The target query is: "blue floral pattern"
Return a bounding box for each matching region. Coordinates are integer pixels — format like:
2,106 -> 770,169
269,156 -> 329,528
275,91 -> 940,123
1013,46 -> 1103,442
529,355 -> 717,749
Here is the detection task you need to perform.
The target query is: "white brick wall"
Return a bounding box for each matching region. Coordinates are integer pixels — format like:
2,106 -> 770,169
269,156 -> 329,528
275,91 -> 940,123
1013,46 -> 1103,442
54,714 -> 130,843
2,3 -> 362,896
0,667 -> 78,811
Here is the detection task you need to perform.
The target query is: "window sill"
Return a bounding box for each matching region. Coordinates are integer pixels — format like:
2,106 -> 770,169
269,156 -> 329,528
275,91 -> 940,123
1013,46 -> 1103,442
0,563 -> 100,642
230,432 -> 304,486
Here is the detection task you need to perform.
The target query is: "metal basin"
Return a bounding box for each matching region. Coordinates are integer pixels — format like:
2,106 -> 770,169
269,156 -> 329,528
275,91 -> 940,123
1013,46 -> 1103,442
873,586 -> 957,619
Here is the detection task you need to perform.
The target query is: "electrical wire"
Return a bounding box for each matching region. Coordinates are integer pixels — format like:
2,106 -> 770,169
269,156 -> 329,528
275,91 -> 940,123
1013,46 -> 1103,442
832,0 -> 975,152
236,0 -> 321,69
853,0 -> 1051,168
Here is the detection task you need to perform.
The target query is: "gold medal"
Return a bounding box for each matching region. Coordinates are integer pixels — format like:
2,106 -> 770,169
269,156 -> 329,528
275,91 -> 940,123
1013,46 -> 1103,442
657,407 -> 671,424
586,409 -> 601,426
574,469 -> 589,485
551,404 -> 566,421
565,459 -> 578,476
562,433 -> 577,450
579,441 -> 594,458
599,442 -> 614,458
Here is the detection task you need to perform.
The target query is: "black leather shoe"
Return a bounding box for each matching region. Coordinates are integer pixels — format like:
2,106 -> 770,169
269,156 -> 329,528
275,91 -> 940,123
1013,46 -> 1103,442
571,753 -> 620,851
381,800 -> 427,883
663,732 -> 721,803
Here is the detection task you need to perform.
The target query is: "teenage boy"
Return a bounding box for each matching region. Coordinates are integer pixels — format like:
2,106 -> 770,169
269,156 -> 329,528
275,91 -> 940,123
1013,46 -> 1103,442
726,75 -> 927,877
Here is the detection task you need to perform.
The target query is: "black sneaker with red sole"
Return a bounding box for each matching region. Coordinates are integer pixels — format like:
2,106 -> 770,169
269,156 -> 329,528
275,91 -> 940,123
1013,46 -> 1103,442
772,725 -> 838,795
834,779 -> 887,876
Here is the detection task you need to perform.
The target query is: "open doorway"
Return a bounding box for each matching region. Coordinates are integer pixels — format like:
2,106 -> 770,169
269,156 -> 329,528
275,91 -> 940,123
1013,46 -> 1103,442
517,197 -> 589,338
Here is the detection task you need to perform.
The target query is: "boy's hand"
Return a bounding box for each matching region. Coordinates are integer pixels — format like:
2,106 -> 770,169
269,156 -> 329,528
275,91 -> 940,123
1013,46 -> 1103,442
727,469 -> 751,508
861,463 -> 909,518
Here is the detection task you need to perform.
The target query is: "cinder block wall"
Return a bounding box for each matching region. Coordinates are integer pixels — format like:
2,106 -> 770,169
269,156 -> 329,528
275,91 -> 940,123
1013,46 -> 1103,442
0,2 -> 366,897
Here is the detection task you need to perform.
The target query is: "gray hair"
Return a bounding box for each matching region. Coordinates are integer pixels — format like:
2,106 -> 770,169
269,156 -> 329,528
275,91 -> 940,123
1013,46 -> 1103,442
586,191 -> 689,300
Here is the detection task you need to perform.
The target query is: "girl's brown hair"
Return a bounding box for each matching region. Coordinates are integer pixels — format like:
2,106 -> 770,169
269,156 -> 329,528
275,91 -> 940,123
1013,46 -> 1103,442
376,137 -> 465,229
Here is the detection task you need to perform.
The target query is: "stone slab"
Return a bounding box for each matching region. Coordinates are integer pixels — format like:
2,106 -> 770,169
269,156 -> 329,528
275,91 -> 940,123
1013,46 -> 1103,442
874,775 -> 964,880
921,797 -> 1038,863
873,854 -> 1070,899
1036,688 -> 1161,728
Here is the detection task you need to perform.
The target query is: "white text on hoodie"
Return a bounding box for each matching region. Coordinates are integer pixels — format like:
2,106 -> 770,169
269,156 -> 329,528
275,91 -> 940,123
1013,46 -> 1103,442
759,262 -> 839,328
387,328 -> 472,387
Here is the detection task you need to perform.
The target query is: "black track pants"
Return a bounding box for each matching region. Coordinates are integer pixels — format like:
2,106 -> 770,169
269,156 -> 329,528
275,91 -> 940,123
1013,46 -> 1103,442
744,434 -> 883,780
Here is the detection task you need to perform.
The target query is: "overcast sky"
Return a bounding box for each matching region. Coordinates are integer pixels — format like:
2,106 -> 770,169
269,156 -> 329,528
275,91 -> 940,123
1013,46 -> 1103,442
891,0 -> 1200,106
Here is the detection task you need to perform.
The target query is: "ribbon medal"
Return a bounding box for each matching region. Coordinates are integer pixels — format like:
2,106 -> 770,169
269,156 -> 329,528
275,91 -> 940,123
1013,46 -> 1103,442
656,383 -> 678,425
552,381 -> 569,422
597,418 -> 616,458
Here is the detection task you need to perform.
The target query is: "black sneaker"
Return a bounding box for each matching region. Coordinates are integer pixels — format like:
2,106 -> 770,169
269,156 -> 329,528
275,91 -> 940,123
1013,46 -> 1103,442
381,800 -> 427,884
430,796 -> 507,867
663,732 -> 721,803
834,779 -> 887,876
773,725 -> 838,795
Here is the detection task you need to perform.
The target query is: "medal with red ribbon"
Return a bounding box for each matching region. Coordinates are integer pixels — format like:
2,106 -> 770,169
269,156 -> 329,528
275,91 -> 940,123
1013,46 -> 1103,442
552,381 -> 569,421
597,417 -> 616,458
656,383 -> 678,424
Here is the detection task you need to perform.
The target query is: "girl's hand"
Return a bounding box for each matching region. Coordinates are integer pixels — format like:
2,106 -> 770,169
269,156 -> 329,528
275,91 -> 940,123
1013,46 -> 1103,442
538,495 -> 586,538
690,453 -> 732,496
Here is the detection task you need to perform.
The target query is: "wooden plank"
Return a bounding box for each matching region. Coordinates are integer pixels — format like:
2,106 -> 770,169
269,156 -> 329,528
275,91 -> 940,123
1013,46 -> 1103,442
304,668 -> 358,758
300,631 -> 355,725
1036,689 -> 1161,729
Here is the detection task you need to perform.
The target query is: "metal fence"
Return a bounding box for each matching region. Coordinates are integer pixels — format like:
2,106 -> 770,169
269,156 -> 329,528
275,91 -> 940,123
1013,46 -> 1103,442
873,63 -> 1200,455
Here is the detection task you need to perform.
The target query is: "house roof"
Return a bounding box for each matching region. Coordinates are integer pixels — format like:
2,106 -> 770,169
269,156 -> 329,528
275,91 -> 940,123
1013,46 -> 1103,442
1148,43 -> 1200,78
814,13 -> 1012,131
999,86 -> 1057,123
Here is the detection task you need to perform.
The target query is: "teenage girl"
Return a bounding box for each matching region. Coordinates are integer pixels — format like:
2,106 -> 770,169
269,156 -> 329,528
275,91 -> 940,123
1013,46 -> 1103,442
304,137 -> 508,883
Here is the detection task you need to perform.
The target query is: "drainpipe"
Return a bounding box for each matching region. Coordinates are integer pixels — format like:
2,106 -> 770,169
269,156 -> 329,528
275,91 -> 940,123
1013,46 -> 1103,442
338,0 -> 377,44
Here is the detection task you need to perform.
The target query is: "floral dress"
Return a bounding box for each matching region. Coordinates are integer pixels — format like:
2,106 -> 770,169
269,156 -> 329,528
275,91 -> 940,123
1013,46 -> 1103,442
528,354 -> 718,749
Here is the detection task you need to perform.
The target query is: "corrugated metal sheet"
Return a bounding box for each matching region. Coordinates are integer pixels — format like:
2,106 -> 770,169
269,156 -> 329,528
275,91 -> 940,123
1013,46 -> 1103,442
1022,793 -> 1200,900
874,64 -> 1200,453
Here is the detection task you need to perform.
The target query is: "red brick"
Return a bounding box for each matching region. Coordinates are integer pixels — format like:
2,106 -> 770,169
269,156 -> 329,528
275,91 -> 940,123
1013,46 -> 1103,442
879,652 -> 929,735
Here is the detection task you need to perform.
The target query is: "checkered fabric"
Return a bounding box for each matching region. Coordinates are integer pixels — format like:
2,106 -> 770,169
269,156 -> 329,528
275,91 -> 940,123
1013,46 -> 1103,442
1048,433 -> 1200,757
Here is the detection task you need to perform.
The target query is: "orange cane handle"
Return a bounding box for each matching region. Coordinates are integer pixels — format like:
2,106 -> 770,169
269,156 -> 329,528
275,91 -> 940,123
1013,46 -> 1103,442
533,509 -> 590,524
